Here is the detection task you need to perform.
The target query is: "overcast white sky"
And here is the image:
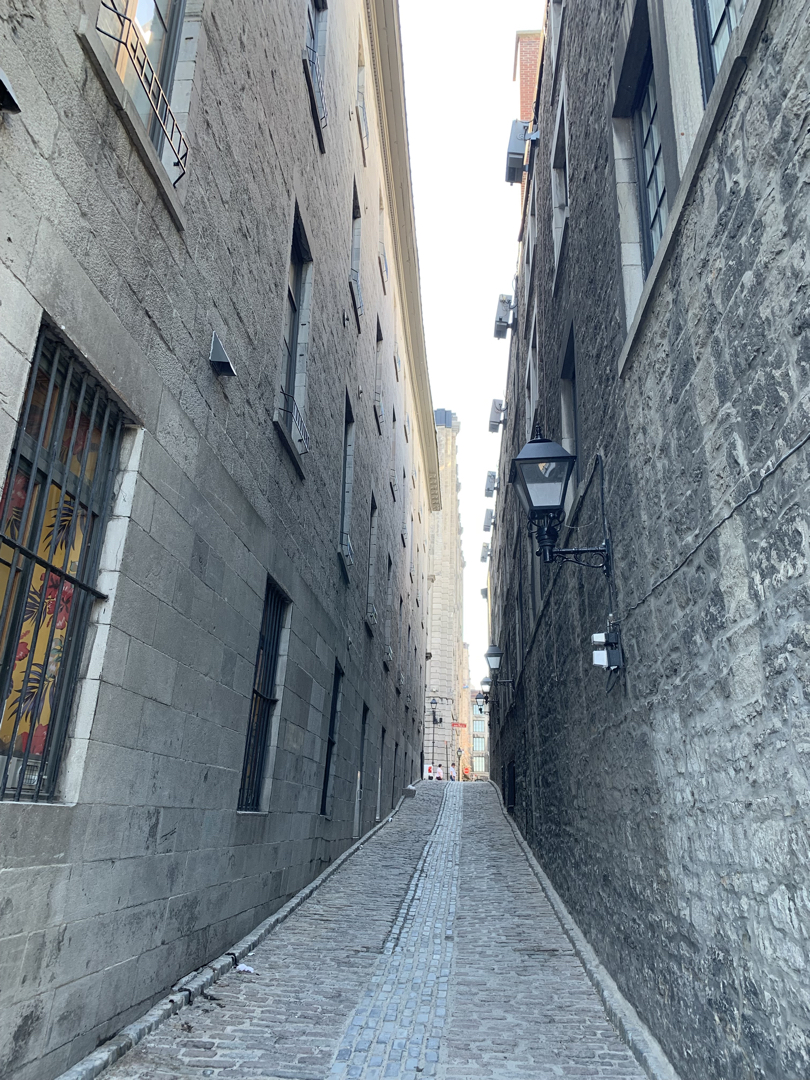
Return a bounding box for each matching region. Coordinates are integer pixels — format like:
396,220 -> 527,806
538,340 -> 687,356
399,0 -> 543,690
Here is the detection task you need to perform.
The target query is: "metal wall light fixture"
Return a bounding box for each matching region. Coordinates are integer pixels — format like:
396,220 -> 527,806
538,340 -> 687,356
506,429 -> 624,674
509,431 -> 610,573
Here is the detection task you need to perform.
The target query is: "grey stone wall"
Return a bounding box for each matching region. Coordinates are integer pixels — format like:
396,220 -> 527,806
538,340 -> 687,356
0,1 -> 433,1077
489,1 -> 810,1078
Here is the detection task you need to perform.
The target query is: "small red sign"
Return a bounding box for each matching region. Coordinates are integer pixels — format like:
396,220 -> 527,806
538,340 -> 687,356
451,722 -> 466,728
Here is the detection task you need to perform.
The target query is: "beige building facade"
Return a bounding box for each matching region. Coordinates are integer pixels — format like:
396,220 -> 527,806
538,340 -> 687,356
424,410 -> 465,776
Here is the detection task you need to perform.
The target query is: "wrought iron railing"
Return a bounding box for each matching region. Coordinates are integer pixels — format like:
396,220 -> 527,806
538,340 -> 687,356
349,267 -> 364,317
304,42 -> 327,128
356,89 -> 369,148
281,392 -> 311,454
96,1 -> 189,185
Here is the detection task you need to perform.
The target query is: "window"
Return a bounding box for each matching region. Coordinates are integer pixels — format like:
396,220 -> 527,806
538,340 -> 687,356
281,211 -> 313,453
356,35 -> 369,154
349,184 -> 363,324
560,323 -> 580,517
374,318 -> 385,430
304,0 -> 328,147
0,325 -> 124,801
473,755 -> 486,772
473,719 -> 485,734
550,80 -> 569,268
525,318 -> 538,440
694,0 -> 747,97
378,191 -> 389,291
549,0 -> 565,71
339,395 -> 355,568
391,740 -> 398,808
473,737 -> 486,753
366,496 -> 378,626
96,0 -> 189,182
634,57 -> 668,270
353,703 -> 368,837
376,726 -> 385,820
383,553 -> 393,660
239,576 -> 287,810
320,660 -> 343,816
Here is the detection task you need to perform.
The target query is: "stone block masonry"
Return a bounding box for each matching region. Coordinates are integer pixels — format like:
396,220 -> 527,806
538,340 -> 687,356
0,1 -> 438,1077
489,1 -> 810,1078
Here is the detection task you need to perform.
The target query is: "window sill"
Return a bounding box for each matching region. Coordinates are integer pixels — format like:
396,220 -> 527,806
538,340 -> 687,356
77,17 -> 187,233
273,408 -> 306,479
302,50 -> 327,154
617,0 -> 772,378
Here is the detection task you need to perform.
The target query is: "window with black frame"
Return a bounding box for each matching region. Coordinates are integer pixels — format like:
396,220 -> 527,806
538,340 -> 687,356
634,55 -> 668,272
0,326 -> 124,801
694,0 -> 747,98
238,576 -> 287,811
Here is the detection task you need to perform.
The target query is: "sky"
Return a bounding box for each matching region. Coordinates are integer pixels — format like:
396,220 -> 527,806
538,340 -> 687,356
398,0 -> 543,690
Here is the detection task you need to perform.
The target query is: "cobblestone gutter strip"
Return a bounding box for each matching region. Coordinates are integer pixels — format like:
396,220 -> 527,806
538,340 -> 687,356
55,792 -> 412,1080
490,781 -> 682,1080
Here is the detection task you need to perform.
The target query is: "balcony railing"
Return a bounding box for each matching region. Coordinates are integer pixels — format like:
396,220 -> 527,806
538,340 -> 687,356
341,532 -> 354,567
356,89 -> 369,149
280,392 -> 311,454
304,42 -> 327,128
349,267 -> 364,318
96,1 -> 189,185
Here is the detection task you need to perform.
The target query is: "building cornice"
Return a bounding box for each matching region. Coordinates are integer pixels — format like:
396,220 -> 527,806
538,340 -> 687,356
366,0 -> 441,512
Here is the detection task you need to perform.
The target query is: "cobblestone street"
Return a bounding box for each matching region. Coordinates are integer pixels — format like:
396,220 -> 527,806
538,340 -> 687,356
104,783 -> 647,1080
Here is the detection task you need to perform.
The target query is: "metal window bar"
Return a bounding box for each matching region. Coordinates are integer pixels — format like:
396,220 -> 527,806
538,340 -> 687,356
280,391 -> 311,454
366,602 -> 378,625
0,327 -> 123,801
96,0 -> 189,185
378,240 -> 389,283
349,267 -> 364,318
356,88 -> 369,148
304,41 -> 328,128
341,532 -> 354,567
238,578 -> 286,811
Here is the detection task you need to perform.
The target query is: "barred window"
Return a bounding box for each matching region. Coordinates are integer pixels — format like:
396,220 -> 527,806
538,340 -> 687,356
0,326 -> 123,801
239,576 -> 287,811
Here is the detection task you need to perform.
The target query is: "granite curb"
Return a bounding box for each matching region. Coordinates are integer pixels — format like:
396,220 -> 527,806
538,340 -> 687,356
489,779 -> 682,1080
54,789 -> 413,1080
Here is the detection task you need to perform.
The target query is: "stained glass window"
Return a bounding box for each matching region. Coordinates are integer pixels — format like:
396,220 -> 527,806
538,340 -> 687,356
0,326 -> 123,800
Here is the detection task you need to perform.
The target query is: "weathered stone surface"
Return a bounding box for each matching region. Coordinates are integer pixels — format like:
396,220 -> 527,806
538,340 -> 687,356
489,2 -> 810,1079
0,1 -> 434,1077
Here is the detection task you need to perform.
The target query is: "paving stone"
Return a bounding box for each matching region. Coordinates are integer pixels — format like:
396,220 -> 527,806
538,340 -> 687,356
103,783 -> 647,1080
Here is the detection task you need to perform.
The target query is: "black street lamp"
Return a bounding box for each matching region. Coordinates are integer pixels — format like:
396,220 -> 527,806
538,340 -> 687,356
480,649 -> 511,700
509,433 -> 609,573
430,698 -> 441,771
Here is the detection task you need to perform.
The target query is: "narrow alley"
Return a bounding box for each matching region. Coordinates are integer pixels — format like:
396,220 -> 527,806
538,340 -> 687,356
101,783 -> 647,1080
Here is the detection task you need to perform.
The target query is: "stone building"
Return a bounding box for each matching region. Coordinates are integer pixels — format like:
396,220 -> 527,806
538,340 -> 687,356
424,409 -> 465,775
487,1 -> 810,1078
0,0 -> 439,1076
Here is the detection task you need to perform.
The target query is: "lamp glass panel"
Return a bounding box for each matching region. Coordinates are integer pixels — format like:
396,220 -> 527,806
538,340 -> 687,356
518,459 -> 569,511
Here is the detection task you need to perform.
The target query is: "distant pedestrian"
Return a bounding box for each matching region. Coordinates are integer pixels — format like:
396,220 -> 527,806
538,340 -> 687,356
427,764 -> 434,780
449,764 -> 456,781
436,765 -> 444,780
